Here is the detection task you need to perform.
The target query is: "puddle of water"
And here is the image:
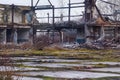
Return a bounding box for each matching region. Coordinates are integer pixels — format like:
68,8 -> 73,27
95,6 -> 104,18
14,76 -> 43,80
12,57 -> 89,63
11,56 -> 57,62
34,59 -> 84,63
21,71 -> 120,79
0,66 -> 15,71
1,56 -> 120,79
23,62 -> 92,68
89,67 -> 120,73
18,67 -> 40,71
11,57 -> 36,62
0,66 -> 40,71
84,62 -> 120,65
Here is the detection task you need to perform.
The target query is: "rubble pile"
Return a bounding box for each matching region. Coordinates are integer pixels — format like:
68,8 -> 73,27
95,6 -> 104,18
83,38 -> 120,50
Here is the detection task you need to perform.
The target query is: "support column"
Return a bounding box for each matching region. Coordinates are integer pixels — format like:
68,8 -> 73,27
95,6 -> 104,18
84,0 -> 95,43
85,24 -> 91,43
13,29 -> 17,44
68,0 -> 71,23
61,31 -> 64,43
11,4 -> 15,43
4,29 -> 6,44
59,30 -> 64,43
0,29 -> 6,44
52,6 -> 55,43
98,26 -> 105,41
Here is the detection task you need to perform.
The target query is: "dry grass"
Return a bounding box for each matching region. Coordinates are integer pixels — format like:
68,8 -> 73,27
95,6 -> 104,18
0,55 -> 19,80
33,35 -> 50,50
44,44 -> 68,51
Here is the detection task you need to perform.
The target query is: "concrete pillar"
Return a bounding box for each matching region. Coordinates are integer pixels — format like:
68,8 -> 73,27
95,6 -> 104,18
4,29 -> 6,44
0,29 -> 6,44
97,26 -> 105,41
29,28 -> 33,44
61,31 -> 64,43
59,30 -> 64,43
85,24 -> 92,43
13,30 -> 17,44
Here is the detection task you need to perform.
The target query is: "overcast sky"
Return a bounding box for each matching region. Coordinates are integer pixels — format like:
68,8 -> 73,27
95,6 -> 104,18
0,0 -> 84,6
0,0 -> 84,23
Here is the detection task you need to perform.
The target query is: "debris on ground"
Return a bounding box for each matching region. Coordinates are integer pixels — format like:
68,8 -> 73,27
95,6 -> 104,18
80,38 -> 120,50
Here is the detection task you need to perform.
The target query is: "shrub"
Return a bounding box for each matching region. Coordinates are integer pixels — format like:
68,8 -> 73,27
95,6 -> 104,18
33,35 -> 50,50
19,42 -> 32,50
0,44 -> 5,49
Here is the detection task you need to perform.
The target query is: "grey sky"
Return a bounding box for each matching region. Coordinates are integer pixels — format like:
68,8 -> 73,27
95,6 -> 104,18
0,0 -> 84,6
0,0 -> 84,22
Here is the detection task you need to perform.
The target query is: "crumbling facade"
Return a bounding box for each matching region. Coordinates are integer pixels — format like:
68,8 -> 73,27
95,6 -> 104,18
0,4 -> 35,44
30,0 -> 120,46
76,0 -> 120,44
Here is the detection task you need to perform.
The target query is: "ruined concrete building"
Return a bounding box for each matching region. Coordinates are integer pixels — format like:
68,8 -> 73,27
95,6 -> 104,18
0,4 -> 36,44
76,0 -> 120,44
51,0 -> 120,44
23,0 -> 120,43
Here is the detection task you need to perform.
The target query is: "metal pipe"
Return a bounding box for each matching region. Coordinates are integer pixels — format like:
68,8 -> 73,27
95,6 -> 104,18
48,0 -> 53,6
31,0 -> 33,8
53,6 -> 55,26
35,5 -> 84,10
68,0 -> 71,24
47,13 -> 50,23
52,6 -> 55,43
35,0 -> 40,7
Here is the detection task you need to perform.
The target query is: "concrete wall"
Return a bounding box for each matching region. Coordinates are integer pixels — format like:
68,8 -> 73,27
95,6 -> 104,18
0,12 -> 3,22
14,12 -> 22,23
8,11 -> 22,23
0,28 -> 31,44
0,29 -> 6,44
0,5 -> 32,44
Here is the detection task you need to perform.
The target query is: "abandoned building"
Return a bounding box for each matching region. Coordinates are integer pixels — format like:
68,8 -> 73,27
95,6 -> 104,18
0,4 -> 37,44
77,0 -> 120,44
1,0 -> 120,45
54,0 -> 120,44
33,0 -> 120,45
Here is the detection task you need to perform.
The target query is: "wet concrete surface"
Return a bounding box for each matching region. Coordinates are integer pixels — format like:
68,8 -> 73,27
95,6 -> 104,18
0,56 -> 120,79
88,67 -> 120,73
23,62 -> 93,68
14,76 -> 43,80
0,66 -> 40,71
84,62 -> 120,65
21,71 -> 120,79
